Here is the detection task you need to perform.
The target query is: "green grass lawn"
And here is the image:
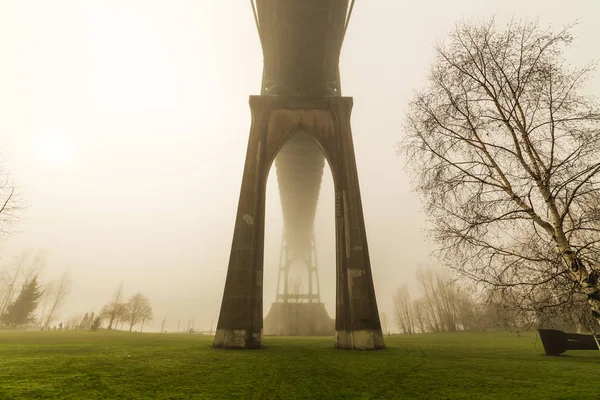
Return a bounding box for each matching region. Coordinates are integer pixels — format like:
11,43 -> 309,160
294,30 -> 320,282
0,330 -> 598,399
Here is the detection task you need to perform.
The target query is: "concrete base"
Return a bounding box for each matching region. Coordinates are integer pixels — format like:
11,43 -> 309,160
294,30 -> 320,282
213,329 -> 262,349
264,302 -> 334,336
335,329 -> 385,350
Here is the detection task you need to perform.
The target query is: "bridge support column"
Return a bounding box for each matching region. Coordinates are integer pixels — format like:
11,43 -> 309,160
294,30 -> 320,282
213,96 -> 384,350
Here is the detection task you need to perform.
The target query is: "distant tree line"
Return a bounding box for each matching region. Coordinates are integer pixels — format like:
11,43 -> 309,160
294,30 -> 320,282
0,249 -> 71,329
96,282 -> 153,332
392,267 -> 596,335
1,252 -> 154,332
393,268 -> 481,334
57,282 -> 154,333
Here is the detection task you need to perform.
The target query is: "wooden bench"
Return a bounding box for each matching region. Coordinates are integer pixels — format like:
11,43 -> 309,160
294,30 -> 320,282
538,329 -> 600,355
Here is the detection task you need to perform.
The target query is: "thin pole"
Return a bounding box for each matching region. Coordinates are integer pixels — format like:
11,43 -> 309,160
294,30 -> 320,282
276,234 -> 285,300
312,231 -> 321,303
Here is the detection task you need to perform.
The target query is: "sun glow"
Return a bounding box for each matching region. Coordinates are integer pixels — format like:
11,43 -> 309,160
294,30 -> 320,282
34,136 -> 76,168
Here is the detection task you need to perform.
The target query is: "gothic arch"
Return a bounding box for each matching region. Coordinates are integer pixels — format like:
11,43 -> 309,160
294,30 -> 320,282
213,96 -> 384,351
265,123 -> 338,189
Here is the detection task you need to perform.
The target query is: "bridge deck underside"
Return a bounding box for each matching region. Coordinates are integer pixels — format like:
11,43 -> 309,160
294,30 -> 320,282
256,0 -> 350,96
275,131 -> 325,257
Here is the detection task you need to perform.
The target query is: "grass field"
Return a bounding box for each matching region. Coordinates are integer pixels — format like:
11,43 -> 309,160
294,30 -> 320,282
0,330 -> 598,399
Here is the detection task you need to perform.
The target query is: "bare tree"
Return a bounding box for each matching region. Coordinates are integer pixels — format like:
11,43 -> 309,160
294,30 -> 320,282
0,164 -> 21,316
78,312 -> 91,329
416,269 -> 442,332
393,285 -> 415,334
99,302 -> 128,330
43,272 -> 71,328
140,315 -> 149,332
417,268 -> 480,332
64,313 -> 84,329
402,17 -> 600,326
0,165 -> 20,238
412,299 -> 427,333
380,312 -> 390,335
87,312 -> 96,329
126,292 -> 153,332
432,271 -> 459,332
99,282 -> 127,330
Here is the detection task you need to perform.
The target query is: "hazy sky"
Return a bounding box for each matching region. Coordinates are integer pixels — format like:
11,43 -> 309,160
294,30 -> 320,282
0,0 -> 598,331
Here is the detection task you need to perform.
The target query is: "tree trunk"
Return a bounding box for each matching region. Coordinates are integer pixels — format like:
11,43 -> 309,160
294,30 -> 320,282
44,302 -> 58,328
561,250 -> 600,330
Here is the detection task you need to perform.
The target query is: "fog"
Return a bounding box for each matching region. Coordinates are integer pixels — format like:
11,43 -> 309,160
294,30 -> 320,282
0,0 -> 598,332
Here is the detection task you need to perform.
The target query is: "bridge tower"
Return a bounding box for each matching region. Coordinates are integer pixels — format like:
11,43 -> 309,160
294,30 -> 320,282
213,0 -> 384,350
